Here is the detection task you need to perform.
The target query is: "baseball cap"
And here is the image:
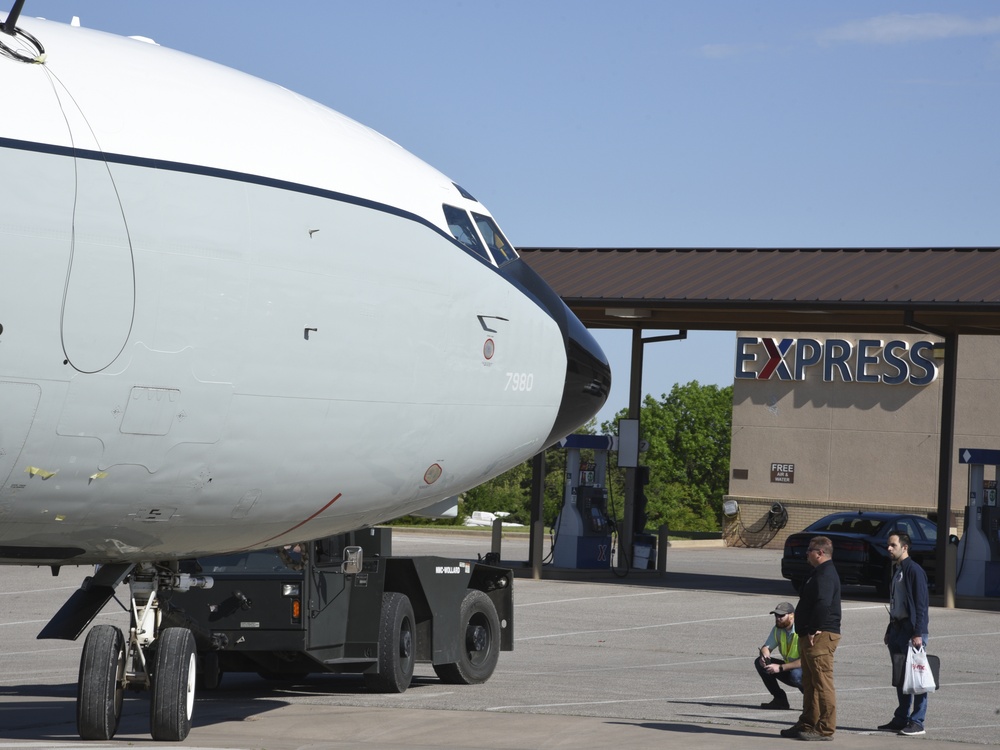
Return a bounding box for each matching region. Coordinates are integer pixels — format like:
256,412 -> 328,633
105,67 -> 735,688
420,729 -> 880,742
770,602 -> 794,616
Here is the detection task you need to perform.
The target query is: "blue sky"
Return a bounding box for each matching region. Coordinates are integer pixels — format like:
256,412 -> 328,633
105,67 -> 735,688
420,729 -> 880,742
20,1 -> 1000,426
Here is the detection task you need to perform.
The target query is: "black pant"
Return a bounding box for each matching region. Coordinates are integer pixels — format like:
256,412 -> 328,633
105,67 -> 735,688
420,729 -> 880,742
754,657 -> 803,699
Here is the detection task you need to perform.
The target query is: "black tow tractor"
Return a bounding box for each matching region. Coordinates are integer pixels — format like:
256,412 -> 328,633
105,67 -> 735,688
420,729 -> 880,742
168,528 -> 512,691
38,528 -> 512,742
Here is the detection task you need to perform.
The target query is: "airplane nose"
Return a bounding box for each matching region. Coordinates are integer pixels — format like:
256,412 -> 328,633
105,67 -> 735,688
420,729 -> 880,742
544,309 -> 612,446
501,260 -> 611,446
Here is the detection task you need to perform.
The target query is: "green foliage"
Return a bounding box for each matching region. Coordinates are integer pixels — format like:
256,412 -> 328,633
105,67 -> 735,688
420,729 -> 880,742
462,460 -> 534,524
602,381 -> 732,532
387,513 -> 465,527
449,386 -> 733,535
462,419 -> 597,526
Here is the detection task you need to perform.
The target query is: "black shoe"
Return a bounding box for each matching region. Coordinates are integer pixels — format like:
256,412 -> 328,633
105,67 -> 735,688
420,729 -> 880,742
761,697 -> 791,710
796,731 -> 833,741
899,721 -> 925,736
780,726 -> 803,738
877,721 -> 906,732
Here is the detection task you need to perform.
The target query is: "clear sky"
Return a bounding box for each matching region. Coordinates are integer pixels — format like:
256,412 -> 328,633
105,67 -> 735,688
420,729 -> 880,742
19,1 -> 1000,427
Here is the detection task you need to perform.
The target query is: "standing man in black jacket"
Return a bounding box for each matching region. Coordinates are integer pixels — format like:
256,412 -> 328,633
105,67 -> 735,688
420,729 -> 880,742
879,531 -> 930,736
780,535 -> 841,741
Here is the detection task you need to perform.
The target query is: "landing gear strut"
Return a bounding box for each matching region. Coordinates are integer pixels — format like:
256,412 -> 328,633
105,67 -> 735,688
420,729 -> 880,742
50,562 -> 213,741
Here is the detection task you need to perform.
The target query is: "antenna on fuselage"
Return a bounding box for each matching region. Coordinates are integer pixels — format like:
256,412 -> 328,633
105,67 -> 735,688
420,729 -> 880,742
1,0 -> 26,35
0,0 -> 45,63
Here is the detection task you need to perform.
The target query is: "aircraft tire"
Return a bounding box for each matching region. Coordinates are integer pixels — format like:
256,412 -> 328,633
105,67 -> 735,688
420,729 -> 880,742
433,589 -> 500,685
150,627 -> 197,741
365,592 -> 415,693
77,624 -> 126,740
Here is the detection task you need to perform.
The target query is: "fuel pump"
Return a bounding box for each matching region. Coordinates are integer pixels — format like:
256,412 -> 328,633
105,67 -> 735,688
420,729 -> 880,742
956,449 -> 1000,597
553,435 -> 613,569
984,480 -> 1000,562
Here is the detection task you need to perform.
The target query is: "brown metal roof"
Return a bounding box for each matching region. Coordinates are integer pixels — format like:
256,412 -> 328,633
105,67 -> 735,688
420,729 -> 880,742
519,247 -> 1000,335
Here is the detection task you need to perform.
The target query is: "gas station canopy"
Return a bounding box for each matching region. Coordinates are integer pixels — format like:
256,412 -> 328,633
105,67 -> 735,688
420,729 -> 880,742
520,247 -> 1000,335
519,246 -> 1000,604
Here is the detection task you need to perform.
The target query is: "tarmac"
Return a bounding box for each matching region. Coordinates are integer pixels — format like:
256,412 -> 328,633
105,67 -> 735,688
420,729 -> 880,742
1,528 -> 998,749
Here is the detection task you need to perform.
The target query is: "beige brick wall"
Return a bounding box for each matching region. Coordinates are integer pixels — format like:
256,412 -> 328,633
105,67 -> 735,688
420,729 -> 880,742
726,332 -> 999,540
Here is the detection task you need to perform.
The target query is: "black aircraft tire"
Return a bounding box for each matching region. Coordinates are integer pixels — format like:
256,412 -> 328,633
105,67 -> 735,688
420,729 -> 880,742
77,624 -> 126,740
433,589 -> 500,685
150,628 -> 197,741
365,592 -> 416,693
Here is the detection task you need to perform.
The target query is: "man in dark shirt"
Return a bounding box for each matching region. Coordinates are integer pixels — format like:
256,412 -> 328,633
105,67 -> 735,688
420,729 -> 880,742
780,535 -> 841,741
879,532 -> 930,736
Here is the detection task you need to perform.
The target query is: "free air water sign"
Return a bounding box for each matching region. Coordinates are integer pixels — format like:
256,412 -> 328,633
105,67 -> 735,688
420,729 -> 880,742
771,463 -> 794,484
735,337 -> 938,386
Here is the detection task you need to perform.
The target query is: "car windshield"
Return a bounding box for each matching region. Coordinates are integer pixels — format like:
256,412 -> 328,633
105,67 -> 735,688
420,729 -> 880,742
915,517 -> 937,540
885,516 -> 937,542
809,514 -> 886,535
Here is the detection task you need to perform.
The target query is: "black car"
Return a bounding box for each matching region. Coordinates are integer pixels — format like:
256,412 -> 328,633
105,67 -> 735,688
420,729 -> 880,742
781,511 -> 937,595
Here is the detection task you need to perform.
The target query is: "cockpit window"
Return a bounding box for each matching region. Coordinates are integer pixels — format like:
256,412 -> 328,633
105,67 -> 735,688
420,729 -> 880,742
473,213 -> 517,265
443,204 -> 491,263
453,182 -> 477,201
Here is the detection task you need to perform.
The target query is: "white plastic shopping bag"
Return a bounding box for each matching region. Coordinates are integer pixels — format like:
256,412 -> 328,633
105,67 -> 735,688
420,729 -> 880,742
902,645 -> 937,695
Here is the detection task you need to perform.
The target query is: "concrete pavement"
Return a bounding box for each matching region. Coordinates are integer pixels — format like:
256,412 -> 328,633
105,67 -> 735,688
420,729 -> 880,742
1,530 -> 997,748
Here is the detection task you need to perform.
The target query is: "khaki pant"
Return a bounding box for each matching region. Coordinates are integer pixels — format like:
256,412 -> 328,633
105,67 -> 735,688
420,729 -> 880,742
797,631 -> 840,737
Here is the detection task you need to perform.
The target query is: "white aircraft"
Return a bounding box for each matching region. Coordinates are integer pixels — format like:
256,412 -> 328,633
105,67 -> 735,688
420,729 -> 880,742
0,3 -> 609,741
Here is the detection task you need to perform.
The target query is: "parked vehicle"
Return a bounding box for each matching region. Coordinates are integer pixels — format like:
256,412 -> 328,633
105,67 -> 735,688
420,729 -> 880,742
167,528 -> 512,692
781,511 -> 937,595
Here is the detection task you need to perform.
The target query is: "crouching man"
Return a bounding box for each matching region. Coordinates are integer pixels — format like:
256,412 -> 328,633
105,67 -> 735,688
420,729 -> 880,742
756,601 -> 803,710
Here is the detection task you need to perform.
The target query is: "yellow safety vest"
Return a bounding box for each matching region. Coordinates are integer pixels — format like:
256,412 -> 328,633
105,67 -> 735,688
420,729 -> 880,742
775,626 -> 799,661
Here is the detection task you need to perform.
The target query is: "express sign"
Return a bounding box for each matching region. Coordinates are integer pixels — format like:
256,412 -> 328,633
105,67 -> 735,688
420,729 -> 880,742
735,337 -> 938,386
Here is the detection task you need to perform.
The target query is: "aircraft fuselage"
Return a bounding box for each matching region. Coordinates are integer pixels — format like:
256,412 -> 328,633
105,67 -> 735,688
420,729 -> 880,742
0,16 -> 610,565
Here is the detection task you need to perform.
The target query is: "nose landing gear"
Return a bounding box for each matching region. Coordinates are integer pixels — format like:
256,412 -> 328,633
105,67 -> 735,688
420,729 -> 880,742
68,563 -> 213,741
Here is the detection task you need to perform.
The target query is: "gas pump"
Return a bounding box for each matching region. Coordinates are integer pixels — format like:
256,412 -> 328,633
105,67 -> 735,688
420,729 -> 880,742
956,449 -> 1000,597
553,435 -> 614,569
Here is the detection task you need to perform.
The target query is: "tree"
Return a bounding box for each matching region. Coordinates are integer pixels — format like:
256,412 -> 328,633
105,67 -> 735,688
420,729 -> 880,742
602,381 -> 732,532
418,384 -> 732,535
461,419 -> 597,526
461,460 -> 533,523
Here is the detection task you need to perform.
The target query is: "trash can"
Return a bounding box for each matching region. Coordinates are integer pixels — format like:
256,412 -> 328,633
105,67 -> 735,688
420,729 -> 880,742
632,533 -> 657,570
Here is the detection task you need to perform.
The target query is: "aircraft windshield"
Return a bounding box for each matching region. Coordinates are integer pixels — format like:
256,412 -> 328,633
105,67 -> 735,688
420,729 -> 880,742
443,204 -> 491,263
473,213 -> 517,265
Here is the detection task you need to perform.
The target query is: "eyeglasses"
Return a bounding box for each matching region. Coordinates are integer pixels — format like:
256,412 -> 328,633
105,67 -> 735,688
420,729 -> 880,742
807,548 -> 822,554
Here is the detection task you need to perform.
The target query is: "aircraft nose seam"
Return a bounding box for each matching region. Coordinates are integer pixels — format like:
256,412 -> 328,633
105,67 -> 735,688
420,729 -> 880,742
244,493 -> 343,549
